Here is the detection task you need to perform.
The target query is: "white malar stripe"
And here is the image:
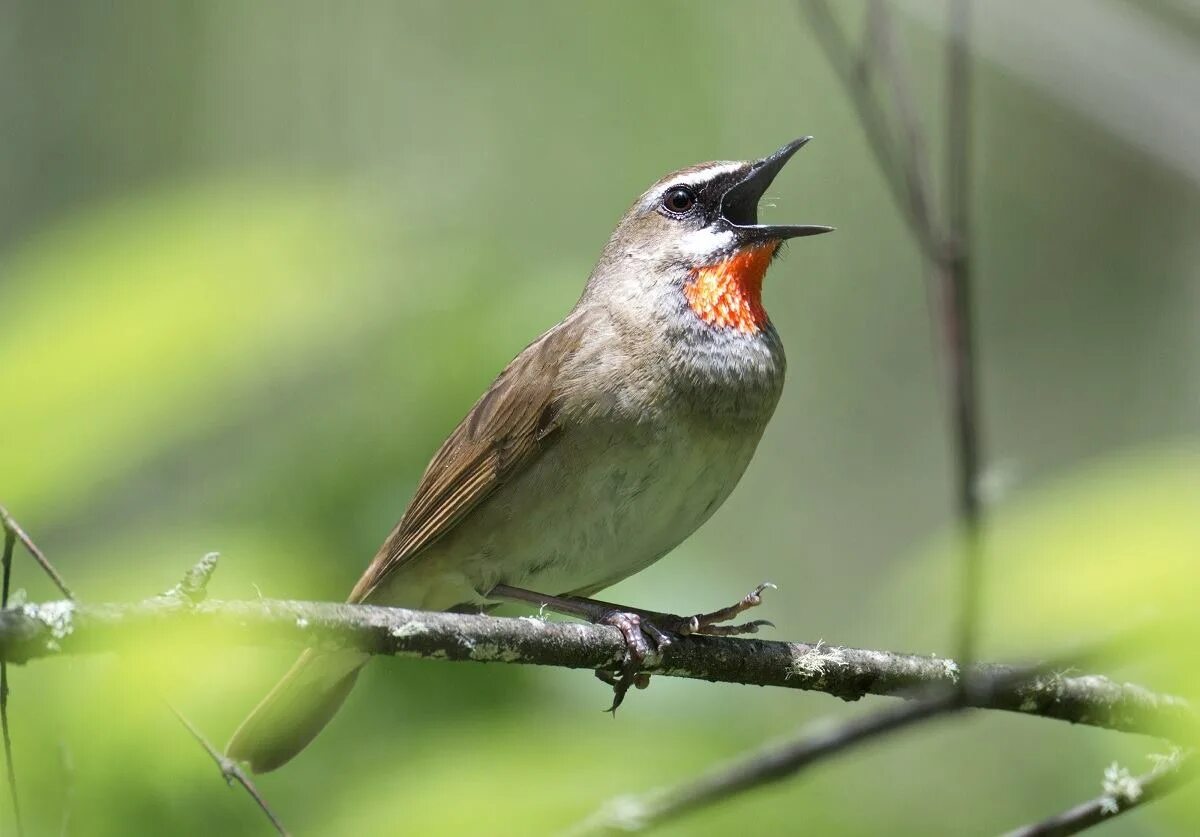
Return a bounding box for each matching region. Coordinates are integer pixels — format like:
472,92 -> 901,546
678,227 -> 735,258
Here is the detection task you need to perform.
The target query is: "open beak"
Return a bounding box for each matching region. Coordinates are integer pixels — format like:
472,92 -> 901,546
720,137 -> 834,244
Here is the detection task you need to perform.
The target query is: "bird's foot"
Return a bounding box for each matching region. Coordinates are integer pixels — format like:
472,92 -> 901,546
486,581 -> 778,712
588,582 -> 778,711
592,610 -> 671,713
665,582 -> 777,637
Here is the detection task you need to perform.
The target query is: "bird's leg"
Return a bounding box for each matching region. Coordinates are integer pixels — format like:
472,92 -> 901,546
488,584 -> 676,711
487,584 -> 689,650
486,582 -> 776,710
529,582 -> 778,638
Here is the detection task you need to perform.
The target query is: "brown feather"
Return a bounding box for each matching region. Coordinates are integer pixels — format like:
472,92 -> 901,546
348,316 -> 586,603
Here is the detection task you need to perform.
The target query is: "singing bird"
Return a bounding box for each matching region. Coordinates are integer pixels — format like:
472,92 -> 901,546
227,138 -> 832,772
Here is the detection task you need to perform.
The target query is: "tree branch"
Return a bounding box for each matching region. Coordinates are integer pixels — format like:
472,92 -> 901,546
0,591 -> 1189,741
1003,752 -> 1196,837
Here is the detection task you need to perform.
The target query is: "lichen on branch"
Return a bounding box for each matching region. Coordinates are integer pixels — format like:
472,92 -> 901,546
0,581 -> 1190,742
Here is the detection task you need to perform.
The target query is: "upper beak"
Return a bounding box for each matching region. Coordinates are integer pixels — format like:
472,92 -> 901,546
720,137 -> 834,242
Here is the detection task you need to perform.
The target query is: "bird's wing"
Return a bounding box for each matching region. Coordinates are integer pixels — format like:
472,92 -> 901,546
348,314 -> 587,604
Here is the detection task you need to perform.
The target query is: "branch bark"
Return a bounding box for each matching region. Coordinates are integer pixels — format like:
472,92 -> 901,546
0,594 -> 1190,741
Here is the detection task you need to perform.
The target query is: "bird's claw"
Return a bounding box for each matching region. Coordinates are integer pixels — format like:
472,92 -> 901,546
689,618 -> 774,637
594,610 -> 672,713
672,582 -> 777,636
594,668 -> 652,713
591,583 -> 778,712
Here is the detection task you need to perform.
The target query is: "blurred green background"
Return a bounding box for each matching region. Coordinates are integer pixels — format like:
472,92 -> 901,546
1,1 -> 1197,834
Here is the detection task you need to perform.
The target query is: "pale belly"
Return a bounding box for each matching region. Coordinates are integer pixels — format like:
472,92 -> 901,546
373,417 -> 766,612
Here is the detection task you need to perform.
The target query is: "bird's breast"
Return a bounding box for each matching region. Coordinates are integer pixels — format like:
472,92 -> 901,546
664,319 -> 786,430
380,412 -> 771,610
485,415 -> 767,597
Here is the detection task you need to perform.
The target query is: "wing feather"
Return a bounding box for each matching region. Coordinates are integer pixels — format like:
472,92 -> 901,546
348,316 -> 585,603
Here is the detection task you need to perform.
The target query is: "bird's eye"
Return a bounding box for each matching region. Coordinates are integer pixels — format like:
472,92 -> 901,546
662,186 -> 697,215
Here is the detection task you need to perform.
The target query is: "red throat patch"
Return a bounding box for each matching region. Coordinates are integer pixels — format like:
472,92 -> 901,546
684,242 -> 779,334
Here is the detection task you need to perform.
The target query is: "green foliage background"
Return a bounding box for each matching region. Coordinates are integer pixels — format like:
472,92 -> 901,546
1,2 -> 1197,834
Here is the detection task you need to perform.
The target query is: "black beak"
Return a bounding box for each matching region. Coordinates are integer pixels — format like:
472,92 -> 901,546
721,137 -> 834,243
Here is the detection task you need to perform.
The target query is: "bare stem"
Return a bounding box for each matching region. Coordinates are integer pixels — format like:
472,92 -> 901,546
569,690 -> 959,835
0,516 -> 282,836
167,703 -> 289,836
0,664 -> 17,837
566,651 -> 1180,834
867,0 -> 940,255
0,529 -> 21,837
57,741 -> 72,837
944,0 -> 984,671
1003,753 -> 1196,837
800,0 -> 939,258
157,556 -> 288,833
0,506 -> 75,601
800,1 -> 987,668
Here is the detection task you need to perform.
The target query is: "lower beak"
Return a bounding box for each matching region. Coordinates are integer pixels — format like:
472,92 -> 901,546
721,137 -> 834,243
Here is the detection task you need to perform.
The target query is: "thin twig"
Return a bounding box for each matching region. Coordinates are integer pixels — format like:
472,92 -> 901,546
800,0 -> 939,258
943,0 -> 985,671
947,0 -> 973,263
158,555 -> 289,833
57,740 -> 73,837
1003,752 -> 1196,837
0,517 -> 285,834
1,531 -> 11,610
0,528 -> 22,837
156,552 -> 220,605
0,505 -> 74,837
799,0 -> 988,669
867,0 -> 940,254
568,690 -> 959,835
0,665 -> 16,837
167,703 -> 289,836
565,648 -> 1172,834
0,506 -> 75,601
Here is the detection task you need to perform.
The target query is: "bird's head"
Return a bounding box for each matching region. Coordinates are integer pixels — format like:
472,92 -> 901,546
587,138 -> 832,335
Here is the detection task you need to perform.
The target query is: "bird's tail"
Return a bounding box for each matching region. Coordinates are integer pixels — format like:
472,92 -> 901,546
226,649 -> 369,773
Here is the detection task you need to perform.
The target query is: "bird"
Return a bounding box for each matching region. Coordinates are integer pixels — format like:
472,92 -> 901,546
226,138 -> 832,773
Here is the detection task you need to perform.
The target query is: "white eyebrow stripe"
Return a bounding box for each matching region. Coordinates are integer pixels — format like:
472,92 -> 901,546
657,162 -> 743,192
640,161 -> 747,211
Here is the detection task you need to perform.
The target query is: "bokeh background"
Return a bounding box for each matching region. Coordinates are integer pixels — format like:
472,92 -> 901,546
1,1 -> 1198,834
